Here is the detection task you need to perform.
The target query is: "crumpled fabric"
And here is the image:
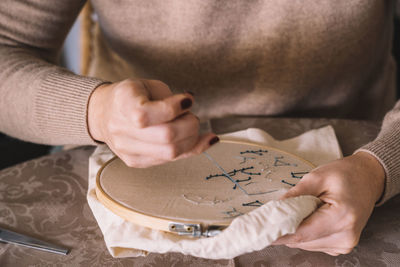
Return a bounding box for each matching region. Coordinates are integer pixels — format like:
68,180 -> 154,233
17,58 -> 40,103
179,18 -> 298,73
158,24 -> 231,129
87,126 -> 342,259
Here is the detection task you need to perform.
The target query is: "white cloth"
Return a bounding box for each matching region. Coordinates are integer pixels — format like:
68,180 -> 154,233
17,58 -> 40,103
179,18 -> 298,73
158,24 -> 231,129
87,126 -> 342,259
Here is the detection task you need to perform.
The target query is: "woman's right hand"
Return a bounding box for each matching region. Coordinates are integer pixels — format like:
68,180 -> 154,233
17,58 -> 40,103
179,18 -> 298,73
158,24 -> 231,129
88,79 -> 218,168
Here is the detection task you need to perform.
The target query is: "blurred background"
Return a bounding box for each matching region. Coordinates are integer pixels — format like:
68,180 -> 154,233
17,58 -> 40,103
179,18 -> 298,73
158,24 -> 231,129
0,7 -> 399,170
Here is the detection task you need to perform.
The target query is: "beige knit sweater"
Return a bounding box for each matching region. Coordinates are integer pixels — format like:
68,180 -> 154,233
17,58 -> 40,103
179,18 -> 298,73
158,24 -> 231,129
0,0 -> 399,203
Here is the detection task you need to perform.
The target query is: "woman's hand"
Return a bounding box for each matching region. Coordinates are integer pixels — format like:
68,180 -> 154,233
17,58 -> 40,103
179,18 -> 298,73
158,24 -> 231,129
88,79 -> 218,168
273,151 -> 385,256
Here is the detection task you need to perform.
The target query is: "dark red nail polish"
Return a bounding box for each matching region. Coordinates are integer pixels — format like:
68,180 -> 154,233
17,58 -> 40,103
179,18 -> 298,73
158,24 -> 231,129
209,136 -> 220,146
181,98 -> 192,110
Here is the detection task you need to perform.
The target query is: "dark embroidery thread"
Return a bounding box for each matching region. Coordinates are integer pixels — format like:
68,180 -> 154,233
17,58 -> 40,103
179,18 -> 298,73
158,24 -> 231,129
242,200 -> 263,207
206,167 -> 260,180
274,156 -> 298,167
236,156 -> 256,164
291,171 -> 308,179
205,166 -> 276,195
281,179 -> 296,187
222,207 -> 243,218
240,149 -> 268,156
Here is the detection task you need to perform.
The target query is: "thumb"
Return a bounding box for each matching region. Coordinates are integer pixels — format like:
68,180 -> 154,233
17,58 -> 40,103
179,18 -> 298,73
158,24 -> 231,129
141,79 -> 173,100
281,173 -> 323,200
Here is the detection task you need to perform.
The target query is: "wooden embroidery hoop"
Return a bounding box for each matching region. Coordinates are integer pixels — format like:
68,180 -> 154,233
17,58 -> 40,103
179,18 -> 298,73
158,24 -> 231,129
96,140 -> 315,237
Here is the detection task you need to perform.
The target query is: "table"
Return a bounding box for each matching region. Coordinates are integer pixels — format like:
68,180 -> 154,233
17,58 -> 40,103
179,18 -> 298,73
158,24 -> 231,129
1,117 -> 400,266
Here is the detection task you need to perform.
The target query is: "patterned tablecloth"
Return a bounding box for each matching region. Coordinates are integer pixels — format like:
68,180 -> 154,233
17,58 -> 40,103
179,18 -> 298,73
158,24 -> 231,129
1,117 -> 399,267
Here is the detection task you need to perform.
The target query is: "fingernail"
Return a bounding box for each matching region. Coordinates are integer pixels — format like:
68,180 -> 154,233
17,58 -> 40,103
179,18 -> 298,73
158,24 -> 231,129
209,136 -> 220,146
184,90 -> 195,96
181,98 -> 192,110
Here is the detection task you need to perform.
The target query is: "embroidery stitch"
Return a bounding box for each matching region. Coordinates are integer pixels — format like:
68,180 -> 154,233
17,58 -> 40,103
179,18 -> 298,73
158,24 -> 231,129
181,194 -> 231,205
242,200 -> 263,207
291,171 -> 308,178
241,167 -> 261,176
274,156 -> 298,167
235,156 -> 256,164
281,179 -> 296,186
232,177 -> 252,190
240,149 -> 268,156
203,152 -> 250,195
222,207 -> 243,218
205,167 -> 256,180
205,166 -> 277,195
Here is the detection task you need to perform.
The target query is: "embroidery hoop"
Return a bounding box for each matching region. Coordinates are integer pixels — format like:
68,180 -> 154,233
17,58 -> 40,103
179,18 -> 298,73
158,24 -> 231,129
96,140 -> 315,237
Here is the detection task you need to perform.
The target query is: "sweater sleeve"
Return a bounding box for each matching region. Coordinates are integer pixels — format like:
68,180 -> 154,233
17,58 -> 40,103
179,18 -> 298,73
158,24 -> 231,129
357,98 -> 400,204
0,0 -> 107,145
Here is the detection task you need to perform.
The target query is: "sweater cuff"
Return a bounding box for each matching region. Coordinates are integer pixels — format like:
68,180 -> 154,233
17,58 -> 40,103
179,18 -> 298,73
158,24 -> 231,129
35,69 -> 109,145
356,120 -> 400,205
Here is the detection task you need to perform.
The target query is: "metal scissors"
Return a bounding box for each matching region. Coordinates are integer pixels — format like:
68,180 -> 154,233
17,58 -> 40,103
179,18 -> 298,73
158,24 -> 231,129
0,226 -> 69,255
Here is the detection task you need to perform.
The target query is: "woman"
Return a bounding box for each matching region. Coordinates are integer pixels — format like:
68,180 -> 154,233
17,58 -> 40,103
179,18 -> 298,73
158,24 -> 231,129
0,0 -> 398,256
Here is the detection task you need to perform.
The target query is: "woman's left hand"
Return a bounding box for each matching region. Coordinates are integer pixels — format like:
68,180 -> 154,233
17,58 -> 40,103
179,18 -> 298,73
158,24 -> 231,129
273,151 -> 385,256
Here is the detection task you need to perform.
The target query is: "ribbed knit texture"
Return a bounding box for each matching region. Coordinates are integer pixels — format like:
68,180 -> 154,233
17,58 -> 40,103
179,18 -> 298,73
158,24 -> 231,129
0,0 -> 108,145
36,70 -> 107,145
358,106 -> 400,204
0,0 -> 400,201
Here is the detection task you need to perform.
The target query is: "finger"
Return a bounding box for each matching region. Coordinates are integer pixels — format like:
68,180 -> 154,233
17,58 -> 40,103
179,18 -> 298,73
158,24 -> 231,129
127,113 -> 200,144
281,173 -> 324,200
114,134 -> 218,168
122,79 -> 152,102
141,80 -> 173,100
142,80 -> 193,100
115,80 -> 194,128
132,93 -> 194,128
175,133 -> 220,160
273,203 -> 341,245
141,79 -> 195,125
112,134 -> 200,161
117,154 -> 168,168
286,243 -> 343,256
285,230 -> 358,255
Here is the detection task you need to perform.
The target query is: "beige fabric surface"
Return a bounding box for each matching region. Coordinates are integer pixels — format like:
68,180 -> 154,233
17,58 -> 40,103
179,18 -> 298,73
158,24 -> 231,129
87,126 -> 342,259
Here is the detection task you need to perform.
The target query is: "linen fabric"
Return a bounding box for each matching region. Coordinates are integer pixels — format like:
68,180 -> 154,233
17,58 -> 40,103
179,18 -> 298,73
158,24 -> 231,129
0,1 -> 399,203
87,126 -> 341,258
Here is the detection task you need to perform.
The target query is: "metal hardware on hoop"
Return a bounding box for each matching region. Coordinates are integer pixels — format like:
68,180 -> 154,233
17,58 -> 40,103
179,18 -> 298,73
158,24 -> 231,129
168,223 -> 225,237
